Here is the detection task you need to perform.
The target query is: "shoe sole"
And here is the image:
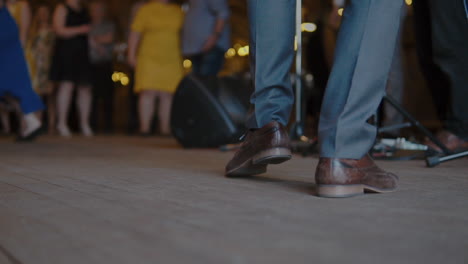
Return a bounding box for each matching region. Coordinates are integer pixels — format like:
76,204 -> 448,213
226,148 -> 292,177
317,184 -> 397,198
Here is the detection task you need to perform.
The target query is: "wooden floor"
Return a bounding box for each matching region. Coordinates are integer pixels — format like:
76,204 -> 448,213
0,135 -> 467,264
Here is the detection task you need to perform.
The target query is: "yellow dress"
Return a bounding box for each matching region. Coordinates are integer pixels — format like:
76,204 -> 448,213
132,2 -> 184,93
7,1 -> 24,25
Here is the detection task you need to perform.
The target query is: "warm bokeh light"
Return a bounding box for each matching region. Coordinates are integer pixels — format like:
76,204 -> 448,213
112,71 -> 130,86
183,59 -> 192,69
111,72 -> 120,82
301,22 -> 317,33
338,8 -> 344,16
237,46 -> 249,57
294,36 -> 298,51
405,0 -> 413,5
120,76 -> 129,86
225,48 -> 237,58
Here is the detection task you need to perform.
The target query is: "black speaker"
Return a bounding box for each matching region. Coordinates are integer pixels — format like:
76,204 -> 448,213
171,74 -> 252,148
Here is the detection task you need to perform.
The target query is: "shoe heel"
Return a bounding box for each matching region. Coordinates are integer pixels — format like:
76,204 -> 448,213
317,184 -> 364,198
253,148 -> 292,165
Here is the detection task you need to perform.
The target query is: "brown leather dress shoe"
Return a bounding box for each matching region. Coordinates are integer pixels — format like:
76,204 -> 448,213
315,155 -> 398,198
225,121 -> 292,177
425,130 -> 468,153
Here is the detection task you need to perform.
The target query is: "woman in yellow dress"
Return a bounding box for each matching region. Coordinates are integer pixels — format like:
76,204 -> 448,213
127,0 -> 184,136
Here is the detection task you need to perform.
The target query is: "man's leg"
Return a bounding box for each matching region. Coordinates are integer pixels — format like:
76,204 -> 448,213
316,0 -> 403,198
412,0 -> 450,122
225,0 -> 295,176
429,0 -> 468,142
194,47 -> 226,76
190,54 -> 202,76
246,0 -> 295,129
319,0 -> 404,159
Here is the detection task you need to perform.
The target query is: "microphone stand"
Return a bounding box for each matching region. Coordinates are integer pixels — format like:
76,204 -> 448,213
289,0 -> 318,156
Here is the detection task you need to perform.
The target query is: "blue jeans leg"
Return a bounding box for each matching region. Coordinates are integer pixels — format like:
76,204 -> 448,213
192,47 -> 225,76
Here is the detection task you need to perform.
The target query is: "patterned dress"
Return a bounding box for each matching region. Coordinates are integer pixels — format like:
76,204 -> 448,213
27,28 -> 55,94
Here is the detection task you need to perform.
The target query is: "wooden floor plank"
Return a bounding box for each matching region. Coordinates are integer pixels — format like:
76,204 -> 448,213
0,180 -> 207,264
0,136 -> 467,264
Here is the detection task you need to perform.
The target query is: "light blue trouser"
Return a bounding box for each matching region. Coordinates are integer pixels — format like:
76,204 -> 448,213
246,0 -> 295,129
318,0 -> 404,158
247,0 -> 404,159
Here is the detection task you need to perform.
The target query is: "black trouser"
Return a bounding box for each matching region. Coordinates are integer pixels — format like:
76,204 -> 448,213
413,0 -> 468,140
190,46 -> 225,76
91,61 -> 115,133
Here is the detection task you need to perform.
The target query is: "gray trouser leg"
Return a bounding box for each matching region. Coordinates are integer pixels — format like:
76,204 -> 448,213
383,8 -> 406,131
318,0 -> 404,159
246,0 -> 295,129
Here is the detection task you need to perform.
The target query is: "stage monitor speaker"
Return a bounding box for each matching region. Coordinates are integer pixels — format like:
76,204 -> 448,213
171,74 -> 252,148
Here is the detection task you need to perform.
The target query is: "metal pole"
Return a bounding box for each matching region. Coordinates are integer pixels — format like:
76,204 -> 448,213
295,0 -> 302,124
384,95 -> 451,154
426,151 -> 468,167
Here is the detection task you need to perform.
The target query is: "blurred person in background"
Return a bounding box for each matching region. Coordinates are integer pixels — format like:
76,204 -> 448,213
129,0 -> 147,28
1,0 -> 31,135
0,0 -> 44,141
125,0 -> 148,134
49,0 -> 93,137
414,0 -> 468,152
89,0 -> 116,134
27,4 -> 56,134
6,0 -> 31,46
127,0 -> 184,136
181,0 -> 230,76
380,4 -> 408,136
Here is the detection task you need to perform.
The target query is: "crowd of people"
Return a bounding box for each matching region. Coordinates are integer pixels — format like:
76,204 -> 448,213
0,0 -> 231,139
0,0 -> 466,154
